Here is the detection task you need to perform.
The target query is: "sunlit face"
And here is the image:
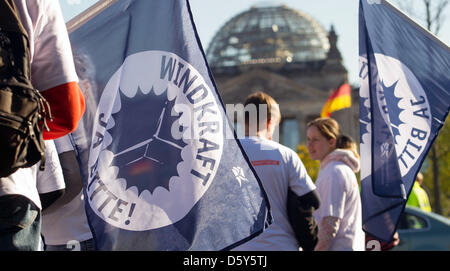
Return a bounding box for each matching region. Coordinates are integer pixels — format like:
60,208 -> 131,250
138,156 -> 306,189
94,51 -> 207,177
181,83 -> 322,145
306,125 -> 336,161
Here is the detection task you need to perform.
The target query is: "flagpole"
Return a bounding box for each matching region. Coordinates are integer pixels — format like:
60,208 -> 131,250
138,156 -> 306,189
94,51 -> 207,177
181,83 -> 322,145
66,0 -> 119,33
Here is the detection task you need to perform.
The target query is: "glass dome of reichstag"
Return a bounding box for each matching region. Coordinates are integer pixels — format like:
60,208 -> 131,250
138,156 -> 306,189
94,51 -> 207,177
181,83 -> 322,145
206,4 -> 331,67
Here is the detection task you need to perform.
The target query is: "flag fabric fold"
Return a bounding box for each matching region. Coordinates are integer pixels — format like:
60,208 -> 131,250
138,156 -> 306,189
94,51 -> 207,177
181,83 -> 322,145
320,83 -> 352,118
359,0 -> 449,242
67,0 -> 271,250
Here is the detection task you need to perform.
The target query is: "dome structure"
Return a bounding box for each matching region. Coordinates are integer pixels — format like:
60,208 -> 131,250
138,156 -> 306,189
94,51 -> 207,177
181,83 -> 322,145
206,5 -> 330,67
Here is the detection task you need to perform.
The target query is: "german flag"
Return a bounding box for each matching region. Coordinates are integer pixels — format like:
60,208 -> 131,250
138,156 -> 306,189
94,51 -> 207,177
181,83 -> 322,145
320,83 -> 351,117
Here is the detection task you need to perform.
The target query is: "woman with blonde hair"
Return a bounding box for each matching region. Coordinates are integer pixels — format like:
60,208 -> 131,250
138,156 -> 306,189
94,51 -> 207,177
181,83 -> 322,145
306,117 -> 364,251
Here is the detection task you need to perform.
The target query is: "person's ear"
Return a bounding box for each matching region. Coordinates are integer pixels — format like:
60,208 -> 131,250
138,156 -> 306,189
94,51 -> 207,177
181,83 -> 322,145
329,137 -> 337,149
266,118 -> 272,131
266,118 -> 275,140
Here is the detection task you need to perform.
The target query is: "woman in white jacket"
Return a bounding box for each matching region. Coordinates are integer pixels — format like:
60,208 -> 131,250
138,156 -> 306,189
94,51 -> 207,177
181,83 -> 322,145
306,118 -> 365,251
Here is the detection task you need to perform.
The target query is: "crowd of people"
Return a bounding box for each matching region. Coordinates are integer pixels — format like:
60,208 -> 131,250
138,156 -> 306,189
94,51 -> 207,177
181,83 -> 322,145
0,0 -> 432,251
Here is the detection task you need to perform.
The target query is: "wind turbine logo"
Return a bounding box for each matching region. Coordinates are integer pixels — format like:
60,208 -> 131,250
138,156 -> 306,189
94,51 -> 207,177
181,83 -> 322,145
110,89 -> 186,195
87,50 -> 224,231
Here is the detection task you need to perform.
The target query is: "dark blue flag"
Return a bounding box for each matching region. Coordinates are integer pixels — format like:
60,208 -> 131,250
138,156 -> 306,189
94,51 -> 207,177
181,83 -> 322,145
67,0 -> 271,250
359,0 -> 450,242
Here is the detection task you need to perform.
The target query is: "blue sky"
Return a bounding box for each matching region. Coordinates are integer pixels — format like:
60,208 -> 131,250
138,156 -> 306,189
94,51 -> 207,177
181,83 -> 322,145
59,0 -> 450,86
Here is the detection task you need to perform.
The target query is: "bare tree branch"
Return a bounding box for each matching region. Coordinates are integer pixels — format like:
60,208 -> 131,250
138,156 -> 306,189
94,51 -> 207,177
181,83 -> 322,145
424,0 -> 432,30
431,0 -> 449,34
393,0 -> 449,35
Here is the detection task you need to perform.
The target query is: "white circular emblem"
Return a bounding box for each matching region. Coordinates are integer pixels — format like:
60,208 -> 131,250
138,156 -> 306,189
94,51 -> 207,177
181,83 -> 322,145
360,54 -> 431,179
87,51 -> 223,231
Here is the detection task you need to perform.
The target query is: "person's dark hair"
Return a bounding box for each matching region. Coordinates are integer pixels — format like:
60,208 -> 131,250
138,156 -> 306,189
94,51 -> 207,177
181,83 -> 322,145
336,134 -> 359,159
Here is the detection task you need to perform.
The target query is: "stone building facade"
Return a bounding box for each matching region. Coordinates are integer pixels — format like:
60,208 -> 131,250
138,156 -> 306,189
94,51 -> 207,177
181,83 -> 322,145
206,5 -> 359,149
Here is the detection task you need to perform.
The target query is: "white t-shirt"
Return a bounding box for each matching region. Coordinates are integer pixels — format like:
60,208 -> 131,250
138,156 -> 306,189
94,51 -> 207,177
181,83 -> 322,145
314,158 -> 365,251
36,141 -> 66,252
15,0 -> 78,91
41,135 -> 93,245
234,136 -> 316,251
36,140 -> 66,194
0,0 -> 78,209
0,140 -> 65,210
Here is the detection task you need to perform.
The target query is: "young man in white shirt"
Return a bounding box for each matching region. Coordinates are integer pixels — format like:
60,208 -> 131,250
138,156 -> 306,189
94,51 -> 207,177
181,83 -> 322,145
234,92 -> 320,251
41,135 -> 94,251
0,0 -> 85,251
36,140 -> 66,251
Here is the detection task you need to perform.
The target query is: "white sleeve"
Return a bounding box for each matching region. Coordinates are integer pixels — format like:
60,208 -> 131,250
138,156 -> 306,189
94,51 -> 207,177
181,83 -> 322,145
315,167 -> 346,220
28,0 -> 78,91
36,140 -> 65,193
288,149 -> 316,196
54,134 -> 75,154
315,216 -> 341,251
